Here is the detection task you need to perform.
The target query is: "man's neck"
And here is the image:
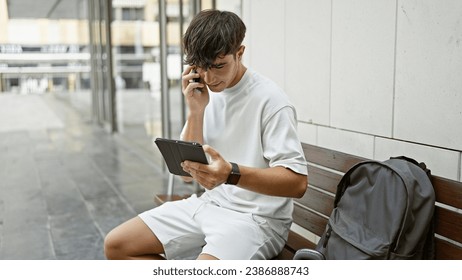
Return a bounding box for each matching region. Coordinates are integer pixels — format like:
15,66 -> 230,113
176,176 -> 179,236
228,63 -> 247,88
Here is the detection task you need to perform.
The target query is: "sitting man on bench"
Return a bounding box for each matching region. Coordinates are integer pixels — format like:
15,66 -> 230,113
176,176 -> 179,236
104,9 -> 308,260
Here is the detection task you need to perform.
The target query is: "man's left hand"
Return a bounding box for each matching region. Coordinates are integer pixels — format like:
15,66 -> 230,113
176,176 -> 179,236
181,145 -> 232,190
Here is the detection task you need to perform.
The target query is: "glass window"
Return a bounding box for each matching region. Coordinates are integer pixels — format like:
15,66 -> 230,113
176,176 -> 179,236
122,7 -> 144,21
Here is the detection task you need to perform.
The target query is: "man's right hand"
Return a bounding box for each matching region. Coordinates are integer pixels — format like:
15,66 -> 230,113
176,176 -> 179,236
181,65 -> 209,114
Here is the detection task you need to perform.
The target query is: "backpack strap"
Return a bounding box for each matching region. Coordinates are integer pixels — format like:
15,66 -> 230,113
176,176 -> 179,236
390,156 -> 436,259
333,161 -> 376,206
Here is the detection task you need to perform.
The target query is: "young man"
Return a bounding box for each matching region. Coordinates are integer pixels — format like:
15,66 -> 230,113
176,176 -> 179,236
104,9 -> 308,260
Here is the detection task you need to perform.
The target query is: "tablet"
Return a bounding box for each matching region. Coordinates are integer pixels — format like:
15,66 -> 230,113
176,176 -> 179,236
154,138 -> 208,177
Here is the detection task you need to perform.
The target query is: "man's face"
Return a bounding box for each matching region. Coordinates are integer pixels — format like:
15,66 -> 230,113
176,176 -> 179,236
195,51 -> 242,92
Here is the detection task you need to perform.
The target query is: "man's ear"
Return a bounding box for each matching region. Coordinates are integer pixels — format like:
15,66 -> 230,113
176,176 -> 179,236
237,45 -> 245,60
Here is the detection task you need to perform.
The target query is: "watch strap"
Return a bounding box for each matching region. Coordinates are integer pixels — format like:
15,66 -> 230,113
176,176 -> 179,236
226,162 -> 240,185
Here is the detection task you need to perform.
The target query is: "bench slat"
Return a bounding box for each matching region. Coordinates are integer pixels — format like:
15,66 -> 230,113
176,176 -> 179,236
435,206 -> 462,244
435,237 -> 462,260
293,204 -> 328,237
307,164 -> 342,194
274,231 -> 317,260
302,143 -> 366,173
286,230 -> 317,252
295,187 -> 334,217
432,175 -> 462,209
273,248 -> 295,260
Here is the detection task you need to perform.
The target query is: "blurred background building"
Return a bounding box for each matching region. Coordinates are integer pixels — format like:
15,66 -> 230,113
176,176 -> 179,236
0,0 -> 241,161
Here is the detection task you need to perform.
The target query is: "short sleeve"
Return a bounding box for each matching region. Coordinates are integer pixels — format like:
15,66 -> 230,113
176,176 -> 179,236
261,106 -> 308,176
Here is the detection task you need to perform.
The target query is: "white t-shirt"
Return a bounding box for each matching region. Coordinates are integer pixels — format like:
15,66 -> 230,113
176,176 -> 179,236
200,68 -> 308,230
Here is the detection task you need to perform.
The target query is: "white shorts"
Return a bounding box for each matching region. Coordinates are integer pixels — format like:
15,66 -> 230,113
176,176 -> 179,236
138,194 -> 288,260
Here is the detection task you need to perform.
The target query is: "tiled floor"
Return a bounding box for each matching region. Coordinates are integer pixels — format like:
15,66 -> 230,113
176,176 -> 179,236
0,92 -> 193,259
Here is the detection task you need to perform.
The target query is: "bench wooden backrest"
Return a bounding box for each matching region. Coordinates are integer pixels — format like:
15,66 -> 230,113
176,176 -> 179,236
285,143 -> 462,260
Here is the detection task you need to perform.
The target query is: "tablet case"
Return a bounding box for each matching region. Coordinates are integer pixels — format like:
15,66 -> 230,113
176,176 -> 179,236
154,138 -> 208,177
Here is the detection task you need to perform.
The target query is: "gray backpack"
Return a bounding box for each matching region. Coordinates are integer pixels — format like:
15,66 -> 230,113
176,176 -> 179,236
296,156 -> 436,260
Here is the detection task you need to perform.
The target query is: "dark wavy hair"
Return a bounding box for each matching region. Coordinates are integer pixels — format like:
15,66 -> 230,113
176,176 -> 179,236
183,9 -> 246,69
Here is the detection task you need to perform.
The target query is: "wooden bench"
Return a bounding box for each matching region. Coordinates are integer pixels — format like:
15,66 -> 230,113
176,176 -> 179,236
275,143 -> 462,260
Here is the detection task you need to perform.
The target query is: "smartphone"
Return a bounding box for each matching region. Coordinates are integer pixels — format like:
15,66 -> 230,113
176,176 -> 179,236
191,69 -> 202,93
191,69 -> 200,83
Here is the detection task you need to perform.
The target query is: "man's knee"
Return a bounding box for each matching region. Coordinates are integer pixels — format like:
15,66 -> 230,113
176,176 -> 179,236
103,217 -> 166,260
104,229 -> 126,260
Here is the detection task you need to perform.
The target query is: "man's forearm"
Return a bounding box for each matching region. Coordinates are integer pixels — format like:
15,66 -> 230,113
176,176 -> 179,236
237,165 -> 307,198
180,113 -> 205,144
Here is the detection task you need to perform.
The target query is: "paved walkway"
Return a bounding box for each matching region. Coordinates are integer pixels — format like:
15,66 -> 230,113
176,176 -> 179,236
0,92 -> 192,259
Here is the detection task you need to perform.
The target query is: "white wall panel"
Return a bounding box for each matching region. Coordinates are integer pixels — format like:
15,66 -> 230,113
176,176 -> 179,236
298,122 -> 317,145
244,0 -> 285,88
375,137 -> 460,180
330,0 -> 396,136
285,0 -> 331,126
241,0 -> 462,181
394,0 -> 462,151
318,126 -> 374,158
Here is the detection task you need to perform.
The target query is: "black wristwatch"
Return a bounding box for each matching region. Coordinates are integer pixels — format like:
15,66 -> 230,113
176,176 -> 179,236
226,162 -> 241,185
